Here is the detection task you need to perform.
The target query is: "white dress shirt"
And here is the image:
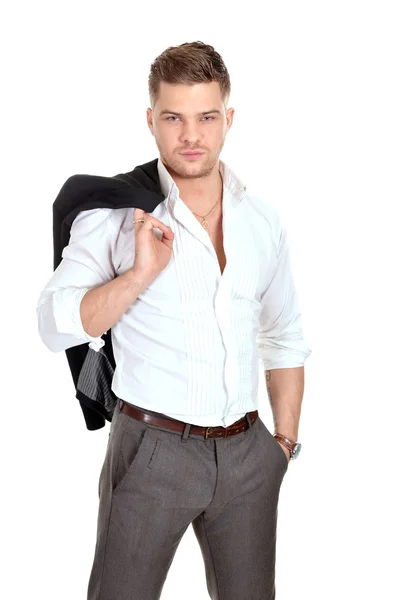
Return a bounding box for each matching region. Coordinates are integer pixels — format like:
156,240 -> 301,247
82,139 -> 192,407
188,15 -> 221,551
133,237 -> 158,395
36,158 -> 312,427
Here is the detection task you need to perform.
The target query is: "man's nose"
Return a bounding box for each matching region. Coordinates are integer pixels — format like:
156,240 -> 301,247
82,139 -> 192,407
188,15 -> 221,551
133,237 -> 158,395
179,122 -> 202,145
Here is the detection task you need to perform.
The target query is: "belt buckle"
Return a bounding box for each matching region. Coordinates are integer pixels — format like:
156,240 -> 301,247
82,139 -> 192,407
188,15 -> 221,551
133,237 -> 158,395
205,426 -> 215,439
205,426 -> 232,439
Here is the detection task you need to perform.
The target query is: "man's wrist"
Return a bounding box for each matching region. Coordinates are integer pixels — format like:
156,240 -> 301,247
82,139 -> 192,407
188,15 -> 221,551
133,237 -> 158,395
274,432 -> 302,461
123,268 -> 152,294
273,433 -> 297,457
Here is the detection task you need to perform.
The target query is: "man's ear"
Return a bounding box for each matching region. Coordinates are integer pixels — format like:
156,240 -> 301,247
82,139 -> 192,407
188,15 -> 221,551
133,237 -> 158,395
226,107 -> 235,132
146,108 -> 154,135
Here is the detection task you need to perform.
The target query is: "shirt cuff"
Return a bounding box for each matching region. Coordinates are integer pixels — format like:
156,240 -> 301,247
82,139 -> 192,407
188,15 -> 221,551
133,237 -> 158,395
260,354 -> 310,370
258,344 -> 312,370
52,287 -> 106,352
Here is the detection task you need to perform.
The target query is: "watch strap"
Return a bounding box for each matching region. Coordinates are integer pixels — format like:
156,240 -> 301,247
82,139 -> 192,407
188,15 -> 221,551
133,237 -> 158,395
273,433 -> 297,452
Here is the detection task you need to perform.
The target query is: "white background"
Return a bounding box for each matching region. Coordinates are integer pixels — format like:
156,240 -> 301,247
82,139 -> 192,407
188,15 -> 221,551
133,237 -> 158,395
1,1 -> 398,598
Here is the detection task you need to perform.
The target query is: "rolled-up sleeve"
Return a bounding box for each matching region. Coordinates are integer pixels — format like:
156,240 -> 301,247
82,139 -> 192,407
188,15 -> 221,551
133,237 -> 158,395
256,217 -> 312,370
36,208 -> 116,353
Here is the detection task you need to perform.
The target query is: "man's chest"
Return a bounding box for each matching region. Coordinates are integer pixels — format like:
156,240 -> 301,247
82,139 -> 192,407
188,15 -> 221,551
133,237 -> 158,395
204,217 -> 227,276
114,204 -> 275,302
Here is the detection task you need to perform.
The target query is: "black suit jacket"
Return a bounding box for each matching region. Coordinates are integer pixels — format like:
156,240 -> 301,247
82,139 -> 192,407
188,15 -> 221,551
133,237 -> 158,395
52,158 -> 166,430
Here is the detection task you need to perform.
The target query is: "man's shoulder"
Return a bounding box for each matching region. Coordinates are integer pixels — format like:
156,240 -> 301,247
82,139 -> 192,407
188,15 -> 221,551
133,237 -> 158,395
244,186 -> 282,230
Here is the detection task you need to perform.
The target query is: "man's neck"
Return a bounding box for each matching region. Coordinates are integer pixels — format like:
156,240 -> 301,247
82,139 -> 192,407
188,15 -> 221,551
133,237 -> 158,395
173,164 -> 224,215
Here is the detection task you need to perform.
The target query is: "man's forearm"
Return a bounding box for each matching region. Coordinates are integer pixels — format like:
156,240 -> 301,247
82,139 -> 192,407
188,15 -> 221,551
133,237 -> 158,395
80,268 -> 151,338
265,367 -> 305,440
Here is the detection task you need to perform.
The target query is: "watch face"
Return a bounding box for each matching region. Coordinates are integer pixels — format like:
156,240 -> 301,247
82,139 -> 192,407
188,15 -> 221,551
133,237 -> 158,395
292,443 -> 302,459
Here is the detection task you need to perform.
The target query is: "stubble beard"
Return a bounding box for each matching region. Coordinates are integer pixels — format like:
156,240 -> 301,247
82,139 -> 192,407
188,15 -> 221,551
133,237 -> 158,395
159,138 -> 226,181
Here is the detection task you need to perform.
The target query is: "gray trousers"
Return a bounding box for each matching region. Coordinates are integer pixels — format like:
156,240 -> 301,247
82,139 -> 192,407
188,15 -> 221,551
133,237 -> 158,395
87,400 -> 288,600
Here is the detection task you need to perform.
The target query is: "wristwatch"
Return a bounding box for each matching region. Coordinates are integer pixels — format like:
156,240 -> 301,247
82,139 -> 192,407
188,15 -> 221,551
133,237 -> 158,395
273,433 -> 302,460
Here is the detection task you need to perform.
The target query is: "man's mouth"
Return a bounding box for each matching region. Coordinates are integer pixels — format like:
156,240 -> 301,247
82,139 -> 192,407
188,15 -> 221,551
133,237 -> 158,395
180,151 -> 204,160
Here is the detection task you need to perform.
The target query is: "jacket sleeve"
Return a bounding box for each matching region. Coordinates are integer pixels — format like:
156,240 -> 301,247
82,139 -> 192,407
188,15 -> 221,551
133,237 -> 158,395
36,208 -> 116,353
256,214 -> 312,370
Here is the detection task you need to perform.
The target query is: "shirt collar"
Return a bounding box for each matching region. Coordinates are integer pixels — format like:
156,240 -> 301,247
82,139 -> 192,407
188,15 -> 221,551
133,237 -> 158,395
157,157 -> 246,210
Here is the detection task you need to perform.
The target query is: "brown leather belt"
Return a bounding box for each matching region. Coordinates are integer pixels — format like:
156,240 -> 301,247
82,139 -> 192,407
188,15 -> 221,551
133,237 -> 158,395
118,398 -> 258,439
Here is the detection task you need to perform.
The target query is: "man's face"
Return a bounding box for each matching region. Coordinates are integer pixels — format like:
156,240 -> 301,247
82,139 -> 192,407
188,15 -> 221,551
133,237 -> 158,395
146,81 -> 234,180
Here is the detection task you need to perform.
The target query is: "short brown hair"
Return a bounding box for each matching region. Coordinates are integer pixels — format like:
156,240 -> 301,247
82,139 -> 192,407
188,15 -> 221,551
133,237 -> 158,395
148,41 -> 231,108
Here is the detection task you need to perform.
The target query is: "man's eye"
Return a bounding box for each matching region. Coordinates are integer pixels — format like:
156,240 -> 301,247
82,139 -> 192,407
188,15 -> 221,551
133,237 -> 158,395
166,116 -> 214,122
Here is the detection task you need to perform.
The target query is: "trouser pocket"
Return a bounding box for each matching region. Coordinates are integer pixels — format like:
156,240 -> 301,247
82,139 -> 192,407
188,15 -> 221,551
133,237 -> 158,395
257,417 -> 289,474
98,402 -> 160,498
112,404 -> 163,495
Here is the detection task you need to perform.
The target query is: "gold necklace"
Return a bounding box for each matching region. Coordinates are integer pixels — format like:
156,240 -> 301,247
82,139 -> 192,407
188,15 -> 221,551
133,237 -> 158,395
191,196 -> 221,229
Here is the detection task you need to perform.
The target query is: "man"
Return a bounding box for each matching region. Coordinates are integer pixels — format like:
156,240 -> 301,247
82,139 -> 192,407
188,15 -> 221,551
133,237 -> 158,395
37,41 -> 312,600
